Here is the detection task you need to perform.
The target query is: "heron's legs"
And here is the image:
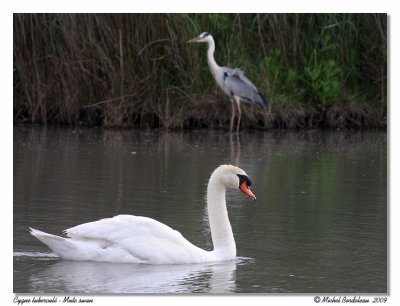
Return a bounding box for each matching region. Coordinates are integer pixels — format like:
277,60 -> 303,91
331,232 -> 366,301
230,98 -> 236,133
235,97 -> 242,133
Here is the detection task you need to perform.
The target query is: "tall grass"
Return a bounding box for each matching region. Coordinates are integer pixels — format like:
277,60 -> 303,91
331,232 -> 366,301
13,13 -> 387,129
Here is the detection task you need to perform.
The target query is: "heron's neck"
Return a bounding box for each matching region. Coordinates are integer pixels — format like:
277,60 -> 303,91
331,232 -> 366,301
207,172 -> 236,254
206,38 -> 220,75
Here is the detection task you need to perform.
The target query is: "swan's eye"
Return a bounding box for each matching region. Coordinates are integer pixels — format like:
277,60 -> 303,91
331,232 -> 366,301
237,174 -> 252,187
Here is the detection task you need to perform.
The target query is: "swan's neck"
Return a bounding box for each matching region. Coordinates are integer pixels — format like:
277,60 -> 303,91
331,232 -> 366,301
207,172 -> 236,255
206,37 -> 220,76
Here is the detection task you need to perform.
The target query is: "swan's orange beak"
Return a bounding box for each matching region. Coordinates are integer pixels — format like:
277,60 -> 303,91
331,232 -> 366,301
240,181 -> 256,201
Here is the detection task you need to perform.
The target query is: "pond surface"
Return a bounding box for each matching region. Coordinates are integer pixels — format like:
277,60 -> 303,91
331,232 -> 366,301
13,126 -> 387,293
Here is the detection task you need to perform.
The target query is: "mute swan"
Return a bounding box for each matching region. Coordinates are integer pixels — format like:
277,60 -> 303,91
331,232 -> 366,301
30,165 -> 256,264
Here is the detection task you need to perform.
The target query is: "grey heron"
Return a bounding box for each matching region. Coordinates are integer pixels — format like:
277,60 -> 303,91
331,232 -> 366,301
188,32 -> 268,132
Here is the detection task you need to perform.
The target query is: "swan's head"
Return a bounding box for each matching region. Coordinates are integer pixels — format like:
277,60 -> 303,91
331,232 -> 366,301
217,165 -> 256,201
187,32 -> 213,44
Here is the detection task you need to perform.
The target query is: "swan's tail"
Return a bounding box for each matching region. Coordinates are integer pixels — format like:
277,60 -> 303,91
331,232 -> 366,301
29,227 -> 75,258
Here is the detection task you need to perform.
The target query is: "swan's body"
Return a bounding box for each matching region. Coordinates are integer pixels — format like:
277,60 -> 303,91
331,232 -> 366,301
30,165 -> 256,264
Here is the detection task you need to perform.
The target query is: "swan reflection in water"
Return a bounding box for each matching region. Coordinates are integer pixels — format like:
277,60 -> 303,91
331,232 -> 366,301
29,257 -> 238,293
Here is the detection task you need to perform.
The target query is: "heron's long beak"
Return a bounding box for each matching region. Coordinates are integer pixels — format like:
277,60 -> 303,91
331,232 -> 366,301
187,37 -> 199,43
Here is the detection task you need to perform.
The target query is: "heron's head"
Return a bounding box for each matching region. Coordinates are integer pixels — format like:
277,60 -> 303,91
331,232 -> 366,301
187,32 -> 212,43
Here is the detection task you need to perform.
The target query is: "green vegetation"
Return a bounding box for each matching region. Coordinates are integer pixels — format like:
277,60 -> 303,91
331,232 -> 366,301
13,13 -> 387,129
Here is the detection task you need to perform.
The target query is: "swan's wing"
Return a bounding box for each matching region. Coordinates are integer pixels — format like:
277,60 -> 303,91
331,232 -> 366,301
65,215 -> 189,246
222,67 -> 268,109
64,215 -> 206,263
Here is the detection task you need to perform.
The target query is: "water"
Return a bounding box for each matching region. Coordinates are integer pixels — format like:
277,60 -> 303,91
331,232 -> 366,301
13,126 -> 387,293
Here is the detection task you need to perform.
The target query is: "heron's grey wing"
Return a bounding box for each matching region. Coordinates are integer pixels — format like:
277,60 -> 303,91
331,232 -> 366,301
223,68 -> 268,109
231,68 -> 258,91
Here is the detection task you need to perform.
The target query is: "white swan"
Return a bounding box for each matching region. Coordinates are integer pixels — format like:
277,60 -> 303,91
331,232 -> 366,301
30,164 -> 256,264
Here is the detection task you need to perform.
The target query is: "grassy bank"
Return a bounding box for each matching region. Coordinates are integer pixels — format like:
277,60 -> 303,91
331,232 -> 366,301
13,13 -> 387,129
